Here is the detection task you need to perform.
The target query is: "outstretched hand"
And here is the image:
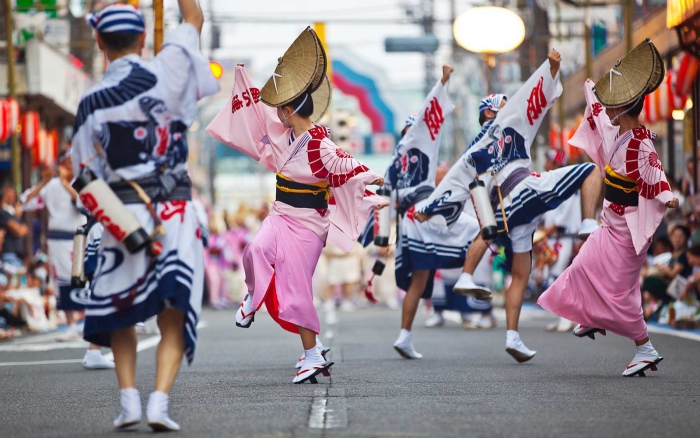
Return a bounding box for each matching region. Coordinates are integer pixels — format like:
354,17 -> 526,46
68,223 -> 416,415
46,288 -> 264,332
371,178 -> 385,187
414,212 -> 429,222
666,198 -> 680,209
548,49 -> 561,79
441,65 -> 454,85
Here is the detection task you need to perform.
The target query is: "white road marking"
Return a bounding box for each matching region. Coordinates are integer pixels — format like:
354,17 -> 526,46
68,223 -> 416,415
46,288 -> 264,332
308,388 -> 347,429
0,320 -> 208,367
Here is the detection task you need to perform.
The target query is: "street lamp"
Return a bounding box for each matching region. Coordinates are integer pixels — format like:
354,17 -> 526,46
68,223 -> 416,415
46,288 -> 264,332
453,6 -> 525,92
453,7 -> 525,57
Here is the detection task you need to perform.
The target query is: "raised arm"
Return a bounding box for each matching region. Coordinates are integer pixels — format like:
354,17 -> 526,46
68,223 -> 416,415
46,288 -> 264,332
178,0 -> 204,34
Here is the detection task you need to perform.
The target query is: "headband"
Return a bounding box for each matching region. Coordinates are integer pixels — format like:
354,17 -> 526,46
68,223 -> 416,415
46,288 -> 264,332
87,4 -> 145,34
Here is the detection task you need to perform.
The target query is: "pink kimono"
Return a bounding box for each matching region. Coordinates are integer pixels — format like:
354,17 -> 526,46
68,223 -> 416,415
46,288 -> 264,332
206,66 -> 381,334
538,80 -> 673,341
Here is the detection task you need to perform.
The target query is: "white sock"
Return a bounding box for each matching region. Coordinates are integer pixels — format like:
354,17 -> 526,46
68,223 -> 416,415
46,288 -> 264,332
305,347 -> 324,364
120,388 -> 140,410
315,337 -> 325,352
147,391 -> 169,418
242,294 -> 253,313
636,340 -> 657,357
506,330 -> 520,343
458,272 -> 473,283
68,323 -> 78,333
581,218 -> 598,228
85,349 -> 101,357
397,329 -> 411,343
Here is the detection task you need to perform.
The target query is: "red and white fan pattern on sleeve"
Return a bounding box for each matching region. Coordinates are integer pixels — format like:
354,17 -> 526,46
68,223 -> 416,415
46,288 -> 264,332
624,127 -> 670,199
307,126 -> 370,187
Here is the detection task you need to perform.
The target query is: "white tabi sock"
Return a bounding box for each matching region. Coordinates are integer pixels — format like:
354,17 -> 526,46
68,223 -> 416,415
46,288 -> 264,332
506,330 -> 520,344
636,340 -> 658,358
305,347 -> 324,366
315,337 -> 325,352
397,329 -> 412,344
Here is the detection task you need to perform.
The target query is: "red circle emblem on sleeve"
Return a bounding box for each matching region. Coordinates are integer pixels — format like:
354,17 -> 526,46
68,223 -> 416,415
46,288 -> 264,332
307,126 -> 369,188
624,129 -> 670,200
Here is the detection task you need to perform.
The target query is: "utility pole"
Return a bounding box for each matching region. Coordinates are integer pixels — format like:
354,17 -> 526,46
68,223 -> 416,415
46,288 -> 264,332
154,0 -> 164,54
422,0 -> 435,96
624,0 -> 634,52
4,0 -> 21,190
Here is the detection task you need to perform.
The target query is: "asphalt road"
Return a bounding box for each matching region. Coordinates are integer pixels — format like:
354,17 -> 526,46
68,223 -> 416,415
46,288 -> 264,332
1,306 -> 700,438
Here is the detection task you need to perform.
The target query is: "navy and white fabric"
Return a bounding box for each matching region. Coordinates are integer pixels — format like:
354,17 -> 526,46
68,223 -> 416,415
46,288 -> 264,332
87,4 -> 145,34
479,93 -> 507,117
71,24 -> 218,364
364,78 -> 480,297
420,60 -> 593,253
21,178 -> 89,311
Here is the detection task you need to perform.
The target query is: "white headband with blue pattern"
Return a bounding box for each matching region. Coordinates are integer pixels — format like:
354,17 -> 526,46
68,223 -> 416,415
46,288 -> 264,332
87,4 -> 145,34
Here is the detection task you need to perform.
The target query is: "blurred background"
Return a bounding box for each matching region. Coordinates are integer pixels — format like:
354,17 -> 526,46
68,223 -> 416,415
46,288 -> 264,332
2,0 -> 700,334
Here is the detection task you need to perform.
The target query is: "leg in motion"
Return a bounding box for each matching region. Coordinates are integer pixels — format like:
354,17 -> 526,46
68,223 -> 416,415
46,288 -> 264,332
623,335 -> 663,377
394,269 -> 431,359
504,251 -> 537,363
110,326 -> 141,430
148,308 -> 186,431
293,326 -> 334,384
453,236 -> 492,298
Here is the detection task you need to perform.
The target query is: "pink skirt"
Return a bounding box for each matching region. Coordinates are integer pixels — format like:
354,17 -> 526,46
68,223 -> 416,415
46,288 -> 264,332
537,225 -> 649,341
242,214 -> 324,334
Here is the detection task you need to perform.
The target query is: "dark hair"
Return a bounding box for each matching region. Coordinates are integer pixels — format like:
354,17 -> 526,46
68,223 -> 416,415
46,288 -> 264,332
479,112 -> 487,126
98,32 -> 142,52
654,236 -> 672,251
400,126 -> 410,138
625,97 -> 644,117
688,245 -> 700,257
672,224 -> 691,241
284,89 -> 314,119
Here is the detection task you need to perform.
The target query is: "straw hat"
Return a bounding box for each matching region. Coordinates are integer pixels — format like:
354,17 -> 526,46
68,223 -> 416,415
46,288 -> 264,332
593,38 -> 665,108
260,27 -> 327,108
310,75 -> 332,122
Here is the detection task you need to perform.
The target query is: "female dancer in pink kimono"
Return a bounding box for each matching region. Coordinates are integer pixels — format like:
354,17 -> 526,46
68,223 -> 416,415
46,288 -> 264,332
538,40 -> 679,377
207,64 -> 384,383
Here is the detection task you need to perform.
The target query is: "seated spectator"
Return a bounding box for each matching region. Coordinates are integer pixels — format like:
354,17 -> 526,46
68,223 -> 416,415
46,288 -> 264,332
679,245 -> 700,302
0,187 -> 29,267
642,225 -> 692,319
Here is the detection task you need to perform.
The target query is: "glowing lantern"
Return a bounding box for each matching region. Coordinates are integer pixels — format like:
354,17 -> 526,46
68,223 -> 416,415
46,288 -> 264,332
0,101 -> 9,142
21,111 -> 40,149
672,52 -> 700,98
453,7 -> 525,54
209,61 -> 224,80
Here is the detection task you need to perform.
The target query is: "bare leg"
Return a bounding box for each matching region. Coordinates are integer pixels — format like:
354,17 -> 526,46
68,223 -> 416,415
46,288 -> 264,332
463,235 -> 489,274
110,326 -> 137,389
154,309 -> 185,394
580,170 -> 603,220
401,270 -> 431,331
505,252 -> 532,331
298,326 -> 317,350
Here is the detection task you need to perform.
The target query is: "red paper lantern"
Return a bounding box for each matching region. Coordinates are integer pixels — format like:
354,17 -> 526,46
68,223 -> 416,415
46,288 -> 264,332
21,111 -> 40,149
643,72 -> 686,124
672,51 -> 700,98
0,100 -> 9,142
44,129 -> 59,167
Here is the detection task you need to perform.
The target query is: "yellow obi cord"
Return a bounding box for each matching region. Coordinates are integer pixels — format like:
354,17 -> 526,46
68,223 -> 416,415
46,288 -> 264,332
604,164 -> 638,194
276,173 -> 331,200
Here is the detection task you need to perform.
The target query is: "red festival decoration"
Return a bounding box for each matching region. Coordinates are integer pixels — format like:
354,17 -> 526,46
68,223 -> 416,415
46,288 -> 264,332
0,100 -> 9,142
643,72 -> 686,124
21,111 -> 40,149
672,51 -> 700,98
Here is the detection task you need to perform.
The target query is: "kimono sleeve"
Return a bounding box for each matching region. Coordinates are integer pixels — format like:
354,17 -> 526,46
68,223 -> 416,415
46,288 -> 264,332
494,59 -> 562,157
568,80 -> 619,175
157,23 -> 219,101
205,66 -> 284,172
20,184 -> 47,213
71,110 -> 108,180
419,154 -> 476,227
314,137 -> 382,253
396,78 -> 454,159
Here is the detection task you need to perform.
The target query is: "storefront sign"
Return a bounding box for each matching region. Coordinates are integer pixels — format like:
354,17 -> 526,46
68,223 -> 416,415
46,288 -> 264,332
668,0 -> 700,29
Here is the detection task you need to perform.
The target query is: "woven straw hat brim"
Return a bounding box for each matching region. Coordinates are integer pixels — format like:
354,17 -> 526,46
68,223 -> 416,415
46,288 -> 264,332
311,75 -> 332,123
260,27 -> 326,108
593,38 -> 664,108
310,33 -> 328,93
